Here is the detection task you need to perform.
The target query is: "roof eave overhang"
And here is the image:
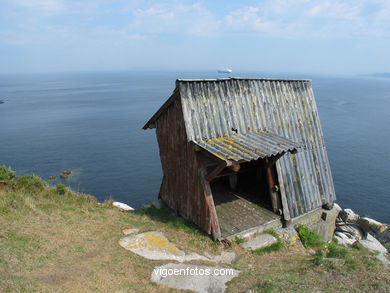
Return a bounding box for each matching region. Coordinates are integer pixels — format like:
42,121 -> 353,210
142,87 -> 180,130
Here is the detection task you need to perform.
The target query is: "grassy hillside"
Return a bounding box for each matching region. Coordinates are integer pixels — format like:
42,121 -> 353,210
0,166 -> 389,292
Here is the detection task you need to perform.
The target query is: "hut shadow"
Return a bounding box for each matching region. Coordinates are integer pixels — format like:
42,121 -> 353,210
135,204 -> 207,236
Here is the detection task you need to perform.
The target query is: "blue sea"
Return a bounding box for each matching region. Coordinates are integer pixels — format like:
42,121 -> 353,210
1,71 -> 389,223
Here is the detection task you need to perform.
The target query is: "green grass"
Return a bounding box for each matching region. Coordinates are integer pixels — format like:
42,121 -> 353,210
140,205 -> 203,235
327,240 -> 349,258
252,240 -> 284,255
252,230 -> 284,255
55,184 -> 66,195
296,224 -> 323,248
234,236 -> 245,244
1,166 -> 389,293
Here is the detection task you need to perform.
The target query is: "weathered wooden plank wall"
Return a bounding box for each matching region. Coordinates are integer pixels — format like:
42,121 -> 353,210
156,98 -> 221,239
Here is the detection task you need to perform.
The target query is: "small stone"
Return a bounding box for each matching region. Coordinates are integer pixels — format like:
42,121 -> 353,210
48,176 -> 56,181
241,233 -> 278,251
307,249 -> 316,255
122,228 -> 139,235
112,202 -> 134,211
339,209 -> 359,223
151,263 -> 240,293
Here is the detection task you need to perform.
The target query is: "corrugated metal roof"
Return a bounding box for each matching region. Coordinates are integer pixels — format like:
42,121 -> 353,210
193,131 -> 301,162
144,77 -> 336,220
177,78 -> 336,219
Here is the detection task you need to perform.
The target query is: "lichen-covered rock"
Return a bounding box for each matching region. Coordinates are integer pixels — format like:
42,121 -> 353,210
339,208 -> 359,223
357,217 -> 388,234
119,231 -> 235,263
119,231 -> 186,261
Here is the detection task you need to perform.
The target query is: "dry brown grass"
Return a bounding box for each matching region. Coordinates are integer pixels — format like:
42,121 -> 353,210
0,167 -> 389,292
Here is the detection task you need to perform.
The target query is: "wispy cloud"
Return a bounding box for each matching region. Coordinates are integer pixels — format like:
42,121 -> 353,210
223,0 -> 390,38
13,0 -> 66,14
1,0 -> 390,73
128,3 -> 220,36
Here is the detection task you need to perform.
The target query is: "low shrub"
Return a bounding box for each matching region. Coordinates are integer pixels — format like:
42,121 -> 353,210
14,175 -> 45,191
56,184 -> 66,195
0,166 -> 16,181
297,224 -> 322,248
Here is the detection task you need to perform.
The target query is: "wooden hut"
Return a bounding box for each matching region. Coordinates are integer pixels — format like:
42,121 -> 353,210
143,78 -> 336,240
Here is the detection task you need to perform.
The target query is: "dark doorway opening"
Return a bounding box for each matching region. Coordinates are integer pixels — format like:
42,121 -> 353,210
210,159 -> 281,238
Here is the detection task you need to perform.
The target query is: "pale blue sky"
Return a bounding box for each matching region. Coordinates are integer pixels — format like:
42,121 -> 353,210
1,0 -> 389,74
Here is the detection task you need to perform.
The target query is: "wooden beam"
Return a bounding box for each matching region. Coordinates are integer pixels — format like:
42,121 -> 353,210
198,154 -> 222,241
205,164 -> 226,182
265,158 -> 282,214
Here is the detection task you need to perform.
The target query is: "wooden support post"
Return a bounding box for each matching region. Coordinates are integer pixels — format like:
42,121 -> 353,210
265,158 -> 282,214
198,153 -> 222,241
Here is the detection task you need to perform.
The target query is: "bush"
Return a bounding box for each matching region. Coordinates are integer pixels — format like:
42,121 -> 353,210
0,166 -> 15,181
297,225 -> 322,248
14,175 -> 45,191
56,184 -> 66,195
